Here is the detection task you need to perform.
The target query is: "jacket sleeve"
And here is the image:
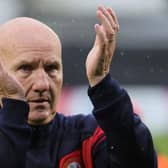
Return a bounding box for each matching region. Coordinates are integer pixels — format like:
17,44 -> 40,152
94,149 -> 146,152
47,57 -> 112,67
0,98 -> 31,168
88,74 -> 157,168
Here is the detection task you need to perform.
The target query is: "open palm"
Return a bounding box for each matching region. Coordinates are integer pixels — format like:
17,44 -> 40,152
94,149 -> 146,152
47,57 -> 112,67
86,6 -> 119,87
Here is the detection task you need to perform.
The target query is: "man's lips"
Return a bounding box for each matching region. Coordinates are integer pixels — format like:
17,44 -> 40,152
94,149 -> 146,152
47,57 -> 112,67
28,100 -> 50,109
28,98 -> 50,103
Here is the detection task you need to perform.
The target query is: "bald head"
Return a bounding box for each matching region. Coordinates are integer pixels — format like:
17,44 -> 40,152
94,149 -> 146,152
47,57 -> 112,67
0,17 -> 61,63
0,17 -> 63,125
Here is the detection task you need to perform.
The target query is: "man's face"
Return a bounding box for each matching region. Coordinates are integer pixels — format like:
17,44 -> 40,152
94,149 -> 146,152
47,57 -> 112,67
0,18 -> 63,125
5,40 -> 63,125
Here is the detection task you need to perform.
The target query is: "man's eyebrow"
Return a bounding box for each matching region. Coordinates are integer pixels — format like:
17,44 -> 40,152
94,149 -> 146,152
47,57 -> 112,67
12,60 -> 35,70
13,59 -> 32,65
45,60 -> 60,65
13,59 -> 60,66
18,60 -> 33,64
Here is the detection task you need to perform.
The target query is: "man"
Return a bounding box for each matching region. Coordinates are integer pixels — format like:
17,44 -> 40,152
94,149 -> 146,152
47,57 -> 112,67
0,6 -> 157,168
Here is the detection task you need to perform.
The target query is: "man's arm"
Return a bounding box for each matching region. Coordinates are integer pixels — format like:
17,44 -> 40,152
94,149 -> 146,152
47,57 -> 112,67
88,74 -> 157,167
0,98 -> 31,168
0,61 -> 31,167
86,6 -> 157,167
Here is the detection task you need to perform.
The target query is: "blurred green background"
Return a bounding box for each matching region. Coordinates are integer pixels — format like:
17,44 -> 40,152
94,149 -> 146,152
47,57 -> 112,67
154,134 -> 168,156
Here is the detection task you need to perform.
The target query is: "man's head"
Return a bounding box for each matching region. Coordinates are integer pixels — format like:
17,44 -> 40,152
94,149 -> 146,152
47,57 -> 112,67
0,17 -> 63,125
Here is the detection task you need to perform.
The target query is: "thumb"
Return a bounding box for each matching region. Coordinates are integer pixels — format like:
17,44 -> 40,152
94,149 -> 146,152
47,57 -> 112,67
94,24 -> 107,47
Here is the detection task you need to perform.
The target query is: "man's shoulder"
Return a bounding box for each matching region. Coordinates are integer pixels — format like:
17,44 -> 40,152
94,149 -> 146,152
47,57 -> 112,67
54,113 -> 98,136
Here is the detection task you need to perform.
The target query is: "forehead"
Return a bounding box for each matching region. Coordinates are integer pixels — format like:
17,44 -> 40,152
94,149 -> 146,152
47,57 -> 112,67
0,44 -> 62,70
0,33 -> 61,65
0,17 -> 62,65
15,45 -> 61,64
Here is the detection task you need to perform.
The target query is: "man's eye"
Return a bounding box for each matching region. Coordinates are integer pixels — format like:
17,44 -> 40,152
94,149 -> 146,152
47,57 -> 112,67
18,64 -> 33,72
45,65 -> 58,72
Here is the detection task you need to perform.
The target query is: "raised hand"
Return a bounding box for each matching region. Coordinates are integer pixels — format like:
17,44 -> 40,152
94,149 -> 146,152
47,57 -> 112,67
0,61 -> 25,105
86,6 -> 119,87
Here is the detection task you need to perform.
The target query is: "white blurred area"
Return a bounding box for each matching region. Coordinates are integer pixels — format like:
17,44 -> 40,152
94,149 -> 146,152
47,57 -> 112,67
0,0 -> 168,136
0,0 -> 24,23
0,0 -> 168,49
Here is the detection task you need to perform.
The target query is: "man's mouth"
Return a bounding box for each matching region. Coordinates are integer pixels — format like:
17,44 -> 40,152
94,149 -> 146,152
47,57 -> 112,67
28,98 -> 50,103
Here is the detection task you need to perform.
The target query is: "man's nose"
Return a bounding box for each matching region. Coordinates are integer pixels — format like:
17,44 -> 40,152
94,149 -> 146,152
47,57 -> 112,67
32,70 -> 50,93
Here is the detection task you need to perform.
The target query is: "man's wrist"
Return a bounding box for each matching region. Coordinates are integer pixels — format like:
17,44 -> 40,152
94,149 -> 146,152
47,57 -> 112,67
88,74 -> 107,87
88,74 -> 123,109
0,98 -> 29,125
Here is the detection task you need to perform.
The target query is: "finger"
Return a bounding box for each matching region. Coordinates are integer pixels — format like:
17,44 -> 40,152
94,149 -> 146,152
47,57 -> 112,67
107,7 -> 119,32
0,61 -> 4,71
0,58 -> 6,72
96,9 -> 115,36
98,6 -> 116,31
94,24 -> 106,46
94,24 -> 108,70
95,24 -> 112,73
0,61 -> 6,78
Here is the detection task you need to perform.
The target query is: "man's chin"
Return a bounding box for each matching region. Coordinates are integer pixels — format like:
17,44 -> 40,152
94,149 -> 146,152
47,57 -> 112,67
28,110 -> 56,125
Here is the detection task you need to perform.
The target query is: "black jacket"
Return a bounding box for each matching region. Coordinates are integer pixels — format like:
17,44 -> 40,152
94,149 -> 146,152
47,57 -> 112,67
0,74 -> 157,168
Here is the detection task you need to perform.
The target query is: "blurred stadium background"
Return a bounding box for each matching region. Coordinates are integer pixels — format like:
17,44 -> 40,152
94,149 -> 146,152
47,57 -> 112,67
0,0 -> 168,165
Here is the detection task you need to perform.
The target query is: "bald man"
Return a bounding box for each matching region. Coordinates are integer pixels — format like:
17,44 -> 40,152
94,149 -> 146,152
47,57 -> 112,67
0,6 -> 157,168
